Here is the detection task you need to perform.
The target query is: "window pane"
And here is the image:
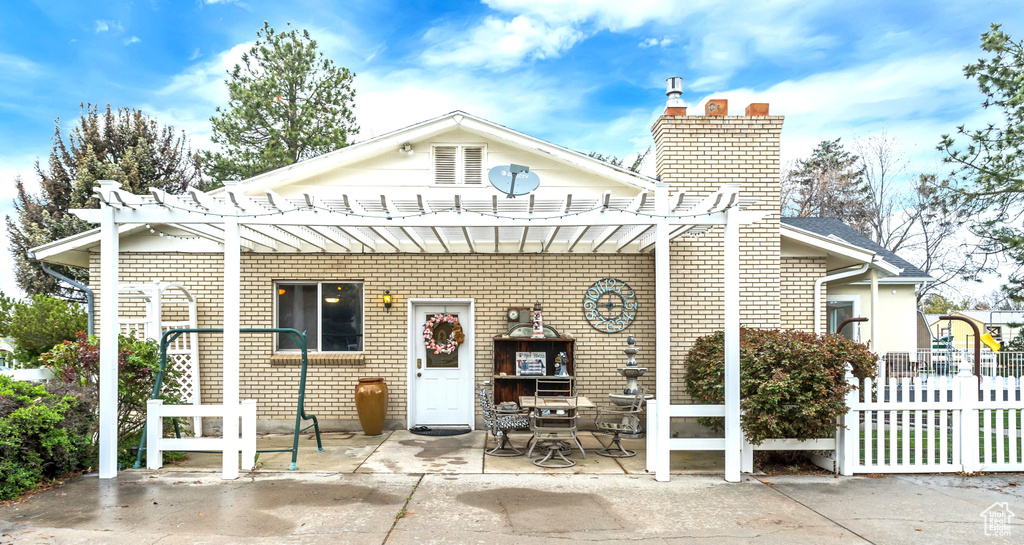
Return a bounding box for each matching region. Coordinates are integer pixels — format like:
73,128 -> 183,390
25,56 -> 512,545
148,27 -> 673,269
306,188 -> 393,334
827,301 -> 854,340
321,283 -> 363,351
277,284 -> 318,350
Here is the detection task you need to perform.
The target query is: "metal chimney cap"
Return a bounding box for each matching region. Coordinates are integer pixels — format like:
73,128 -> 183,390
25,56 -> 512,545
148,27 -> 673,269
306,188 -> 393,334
665,77 -> 685,107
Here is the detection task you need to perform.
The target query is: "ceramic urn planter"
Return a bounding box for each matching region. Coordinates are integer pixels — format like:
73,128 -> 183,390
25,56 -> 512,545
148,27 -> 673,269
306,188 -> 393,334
354,377 -> 388,435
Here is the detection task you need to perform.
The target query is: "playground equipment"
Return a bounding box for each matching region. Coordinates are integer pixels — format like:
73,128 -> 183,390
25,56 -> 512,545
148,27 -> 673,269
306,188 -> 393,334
981,332 -> 1001,352
134,327 -> 322,471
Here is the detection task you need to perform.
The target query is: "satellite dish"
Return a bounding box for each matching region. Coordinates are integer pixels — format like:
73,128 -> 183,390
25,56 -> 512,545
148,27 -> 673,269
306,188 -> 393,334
488,164 -> 540,198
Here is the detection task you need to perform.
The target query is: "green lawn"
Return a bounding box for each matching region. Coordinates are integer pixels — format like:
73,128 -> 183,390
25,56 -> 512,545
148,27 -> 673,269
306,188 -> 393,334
856,409 -> 1023,466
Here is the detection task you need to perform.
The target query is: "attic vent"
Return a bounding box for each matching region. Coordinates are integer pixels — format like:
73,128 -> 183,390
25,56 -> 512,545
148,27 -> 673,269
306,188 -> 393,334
433,146 -> 458,185
432,144 -> 485,185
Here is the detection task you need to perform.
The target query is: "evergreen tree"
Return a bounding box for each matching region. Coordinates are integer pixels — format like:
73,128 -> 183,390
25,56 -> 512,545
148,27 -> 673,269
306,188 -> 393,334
205,22 -> 359,182
939,24 -> 1024,301
5,104 -> 205,299
782,138 -> 872,234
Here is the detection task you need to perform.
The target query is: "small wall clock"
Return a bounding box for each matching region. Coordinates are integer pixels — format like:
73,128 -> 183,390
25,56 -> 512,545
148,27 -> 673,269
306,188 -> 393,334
583,278 -> 637,333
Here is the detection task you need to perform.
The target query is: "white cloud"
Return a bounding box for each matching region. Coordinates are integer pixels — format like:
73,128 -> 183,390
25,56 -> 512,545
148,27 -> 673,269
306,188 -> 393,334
94,20 -> 124,34
0,53 -> 40,77
639,37 -> 672,48
157,42 -> 250,106
123,36 -> 141,46
188,48 -> 201,61
421,15 -> 584,71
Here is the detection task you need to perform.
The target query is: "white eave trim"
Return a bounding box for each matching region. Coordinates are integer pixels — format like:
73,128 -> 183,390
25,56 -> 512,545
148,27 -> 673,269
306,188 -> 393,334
30,224 -> 146,268
782,224 -> 875,261
207,110 -> 657,196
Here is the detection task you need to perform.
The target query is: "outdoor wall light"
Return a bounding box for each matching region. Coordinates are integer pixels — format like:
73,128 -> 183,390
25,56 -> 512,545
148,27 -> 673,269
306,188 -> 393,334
399,142 -> 413,155
382,290 -> 393,311
324,297 -> 339,303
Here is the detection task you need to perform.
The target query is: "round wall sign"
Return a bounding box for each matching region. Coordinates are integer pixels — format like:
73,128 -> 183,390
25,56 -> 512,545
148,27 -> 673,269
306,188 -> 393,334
583,278 -> 637,333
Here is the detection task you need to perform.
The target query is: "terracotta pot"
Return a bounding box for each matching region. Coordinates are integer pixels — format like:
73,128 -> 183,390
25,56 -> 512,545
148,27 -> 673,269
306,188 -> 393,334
354,377 -> 388,435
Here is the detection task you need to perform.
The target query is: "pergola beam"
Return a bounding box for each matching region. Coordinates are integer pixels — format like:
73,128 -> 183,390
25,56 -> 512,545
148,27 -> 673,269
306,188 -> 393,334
594,191 -> 646,252
381,195 -> 426,252
303,193 -> 377,251
344,195 -> 402,251
417,195 -> 450,252
227,189 -> 326,251
266,190 -> 352,251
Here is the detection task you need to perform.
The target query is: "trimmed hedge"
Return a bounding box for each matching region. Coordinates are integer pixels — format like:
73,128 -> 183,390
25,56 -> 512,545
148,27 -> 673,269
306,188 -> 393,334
684,328 -> 877,445
0,377 -> 95,500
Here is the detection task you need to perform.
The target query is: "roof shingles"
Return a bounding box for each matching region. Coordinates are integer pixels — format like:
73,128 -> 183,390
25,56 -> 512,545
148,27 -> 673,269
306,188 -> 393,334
781,217 -> 930,279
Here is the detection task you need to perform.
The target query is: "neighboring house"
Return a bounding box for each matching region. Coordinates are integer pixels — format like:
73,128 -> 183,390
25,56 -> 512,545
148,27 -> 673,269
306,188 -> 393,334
780,217 -> 933,354
0,338 -> 14,368
928,310 -> 1024,349
31,91 -> 926,435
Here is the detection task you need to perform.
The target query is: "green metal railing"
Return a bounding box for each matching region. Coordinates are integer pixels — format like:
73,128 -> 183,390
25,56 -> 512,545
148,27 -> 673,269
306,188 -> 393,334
133,327 -> 323,471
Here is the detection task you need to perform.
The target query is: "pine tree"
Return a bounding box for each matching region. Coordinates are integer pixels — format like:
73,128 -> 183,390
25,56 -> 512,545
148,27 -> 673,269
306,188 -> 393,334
205,22 -> 359,182
782,138 -> 872,234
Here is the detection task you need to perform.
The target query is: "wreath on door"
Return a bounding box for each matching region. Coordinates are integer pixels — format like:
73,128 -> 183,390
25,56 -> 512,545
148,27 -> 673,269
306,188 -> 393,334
423,314 -> 465,355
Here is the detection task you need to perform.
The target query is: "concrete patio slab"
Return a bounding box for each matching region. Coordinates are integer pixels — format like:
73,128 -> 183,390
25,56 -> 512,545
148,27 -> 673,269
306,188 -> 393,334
591,432 -> 727,474
483,432 -> 627,474
166,431 -> 390,473
0,471 -> 418,545
765,474 -> 1024,545
355,430 -> 486,474
386,473 -> 864,544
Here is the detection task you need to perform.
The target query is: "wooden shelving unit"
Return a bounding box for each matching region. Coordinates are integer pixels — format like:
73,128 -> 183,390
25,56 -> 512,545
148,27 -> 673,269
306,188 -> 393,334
492,336 -> 575,405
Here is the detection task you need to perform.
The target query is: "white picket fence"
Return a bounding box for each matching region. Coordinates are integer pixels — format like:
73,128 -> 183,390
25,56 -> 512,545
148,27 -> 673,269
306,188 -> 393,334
839,369 -> 1024,475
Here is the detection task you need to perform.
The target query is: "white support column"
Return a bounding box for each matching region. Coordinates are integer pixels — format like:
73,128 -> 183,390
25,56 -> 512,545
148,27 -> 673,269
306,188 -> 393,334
150,279 -> 162,343
98,180 -> 120,479
654,183 -> 671,482
869,267 -> 879,351
723,207 -> 741,483
222,186 -> 241,480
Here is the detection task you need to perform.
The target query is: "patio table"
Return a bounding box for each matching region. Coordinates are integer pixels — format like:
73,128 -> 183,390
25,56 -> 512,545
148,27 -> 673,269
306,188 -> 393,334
519,395 -> 596,409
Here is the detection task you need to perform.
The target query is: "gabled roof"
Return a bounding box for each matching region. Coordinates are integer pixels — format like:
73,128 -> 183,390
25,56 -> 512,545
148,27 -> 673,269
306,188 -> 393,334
209,110 -> 657,195
781,217 -> 931,281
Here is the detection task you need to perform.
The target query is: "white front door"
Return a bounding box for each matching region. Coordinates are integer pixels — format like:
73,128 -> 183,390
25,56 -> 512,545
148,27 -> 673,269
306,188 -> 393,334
410,302 -> 474,427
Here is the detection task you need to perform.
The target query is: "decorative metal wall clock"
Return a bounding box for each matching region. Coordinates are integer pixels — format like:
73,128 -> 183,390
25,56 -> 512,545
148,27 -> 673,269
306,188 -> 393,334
583,278 -> 637,333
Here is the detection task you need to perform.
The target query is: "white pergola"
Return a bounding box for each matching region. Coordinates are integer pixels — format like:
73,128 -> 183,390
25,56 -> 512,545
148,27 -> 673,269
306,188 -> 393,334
78,178 -> 767,482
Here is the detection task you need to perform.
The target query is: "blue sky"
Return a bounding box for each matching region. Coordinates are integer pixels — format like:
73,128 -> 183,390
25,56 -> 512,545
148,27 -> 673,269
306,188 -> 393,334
1,0 -> 1021,298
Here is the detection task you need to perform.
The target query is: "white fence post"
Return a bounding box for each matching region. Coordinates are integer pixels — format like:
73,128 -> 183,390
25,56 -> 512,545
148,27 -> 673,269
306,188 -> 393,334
241,400 -> 257,471
956,368 -> 980,473
646,401 -> 657,474
146,399 -> 164,470
840,367 -> 859,476
740,427 -> 753,473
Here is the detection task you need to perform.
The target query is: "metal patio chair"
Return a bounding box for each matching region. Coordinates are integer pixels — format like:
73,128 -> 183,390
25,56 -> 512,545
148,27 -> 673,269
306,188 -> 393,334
479,382 -> 529,457
527,380 -> 584,467
594,387 -> 646,458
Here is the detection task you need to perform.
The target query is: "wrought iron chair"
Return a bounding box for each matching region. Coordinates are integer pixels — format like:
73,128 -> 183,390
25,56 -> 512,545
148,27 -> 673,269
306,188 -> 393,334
593,387 -> 646,458
527,380 -> 584,467
478,382 -> 529,457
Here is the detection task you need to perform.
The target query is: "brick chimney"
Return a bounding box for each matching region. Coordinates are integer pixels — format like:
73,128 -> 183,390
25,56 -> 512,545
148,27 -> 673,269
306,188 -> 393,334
651,77 -> 785,356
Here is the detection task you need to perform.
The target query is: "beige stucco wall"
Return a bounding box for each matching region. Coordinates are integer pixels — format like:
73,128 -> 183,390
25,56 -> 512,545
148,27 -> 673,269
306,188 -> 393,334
827,281 -> 919,354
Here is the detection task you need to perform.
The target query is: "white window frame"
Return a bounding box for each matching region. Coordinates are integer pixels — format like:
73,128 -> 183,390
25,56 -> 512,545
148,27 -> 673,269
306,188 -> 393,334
826,295 -> 861,341
430,143 -> 487,186
273,280 -> 365,353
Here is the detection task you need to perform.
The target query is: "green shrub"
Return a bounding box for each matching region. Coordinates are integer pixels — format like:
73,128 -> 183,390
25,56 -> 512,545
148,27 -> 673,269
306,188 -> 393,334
41,332 -> 183,464
684,328 -> 877,445
3,293 -> 87,367
0,376 -> 96,500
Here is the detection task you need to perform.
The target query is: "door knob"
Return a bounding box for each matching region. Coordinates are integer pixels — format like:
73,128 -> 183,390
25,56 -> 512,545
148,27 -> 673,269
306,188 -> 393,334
417,372 -> 422,377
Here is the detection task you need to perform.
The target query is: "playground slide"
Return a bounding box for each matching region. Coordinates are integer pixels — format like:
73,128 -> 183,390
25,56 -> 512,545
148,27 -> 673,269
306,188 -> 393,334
981,333 -> 1001,352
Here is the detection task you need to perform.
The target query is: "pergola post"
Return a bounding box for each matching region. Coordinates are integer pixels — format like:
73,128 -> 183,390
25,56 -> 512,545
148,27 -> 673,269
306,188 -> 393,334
222,183 -> 242,480
654,182 -> 671,482
723,207 -> 741,482
98,180 -> 120,479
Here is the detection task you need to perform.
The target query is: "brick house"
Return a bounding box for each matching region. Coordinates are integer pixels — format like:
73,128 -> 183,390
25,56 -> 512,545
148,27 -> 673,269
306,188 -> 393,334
32,80 -> 923,481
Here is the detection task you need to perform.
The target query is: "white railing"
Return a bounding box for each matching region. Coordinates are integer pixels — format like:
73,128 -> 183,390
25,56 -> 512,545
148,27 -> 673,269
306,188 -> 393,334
146,399 -> 256,479
882,350 -> 1024,381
